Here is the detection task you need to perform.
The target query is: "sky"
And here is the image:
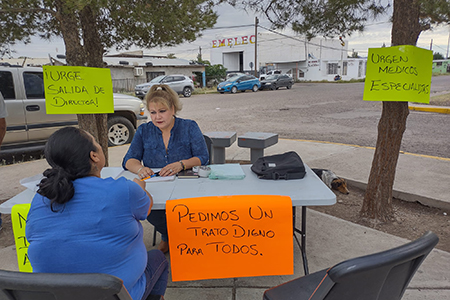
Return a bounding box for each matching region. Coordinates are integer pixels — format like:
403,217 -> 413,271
4,3 -> 450,60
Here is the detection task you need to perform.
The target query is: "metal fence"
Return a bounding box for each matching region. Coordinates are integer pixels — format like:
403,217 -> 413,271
112,78 -> 148,93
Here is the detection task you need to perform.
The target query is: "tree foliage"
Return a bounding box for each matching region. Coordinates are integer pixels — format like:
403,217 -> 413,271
226,0 -> 389,40
0,0 -> 218,54
0,0 -> 218,162
433,52 -> 445,60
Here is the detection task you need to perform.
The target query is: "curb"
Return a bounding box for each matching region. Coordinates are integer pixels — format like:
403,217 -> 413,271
345,179 -> 450,211
409,105 -> 450,114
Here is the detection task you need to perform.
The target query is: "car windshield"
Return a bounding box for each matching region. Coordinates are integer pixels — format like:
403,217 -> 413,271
266,75 -> 279,80
150,75 -> 165,83
228,75 -> 243,82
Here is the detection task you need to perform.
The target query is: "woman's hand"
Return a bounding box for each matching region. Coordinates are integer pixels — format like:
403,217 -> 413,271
160,161 -> 183,176
137,166 -> 154,179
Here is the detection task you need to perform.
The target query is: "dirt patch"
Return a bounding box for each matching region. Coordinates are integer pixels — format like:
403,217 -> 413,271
1,178 -> 449,253
310,185 -> 450,252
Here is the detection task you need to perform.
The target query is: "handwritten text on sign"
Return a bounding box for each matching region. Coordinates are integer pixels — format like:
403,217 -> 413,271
363,45 -> 432,103
43,66 -> 114,114
166,195 -> 293,281
11,204 -> 32,272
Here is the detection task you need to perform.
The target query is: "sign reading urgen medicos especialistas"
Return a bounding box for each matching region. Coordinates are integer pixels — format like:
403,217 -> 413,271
43,66 -> 114,114
363,45 -> 433,103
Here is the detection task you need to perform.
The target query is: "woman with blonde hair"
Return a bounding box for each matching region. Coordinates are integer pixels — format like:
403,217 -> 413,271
123,84 -> 209,253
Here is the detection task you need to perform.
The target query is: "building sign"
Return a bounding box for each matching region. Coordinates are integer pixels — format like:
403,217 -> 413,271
308,60 -> 320,67
212,35 -> 256,48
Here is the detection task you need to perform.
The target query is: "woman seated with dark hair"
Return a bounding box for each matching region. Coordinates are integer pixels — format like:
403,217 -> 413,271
26,127 -> 168,300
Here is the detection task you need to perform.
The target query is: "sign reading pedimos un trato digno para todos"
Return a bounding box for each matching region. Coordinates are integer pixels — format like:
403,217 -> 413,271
363,45 -> 432,103
43,66 -> 114,114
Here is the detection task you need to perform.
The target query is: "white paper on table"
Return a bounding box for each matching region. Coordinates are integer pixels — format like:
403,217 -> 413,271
20,173 -> 44,192
144,175 -> 176,182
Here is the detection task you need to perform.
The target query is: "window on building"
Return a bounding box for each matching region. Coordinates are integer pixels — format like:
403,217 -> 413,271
298,70 -> 305,78
146,72 -> 165,81
327,63 -> 338,74
358,61 -> 364,77
436,62 -> 443,66
342,62 -> 348,76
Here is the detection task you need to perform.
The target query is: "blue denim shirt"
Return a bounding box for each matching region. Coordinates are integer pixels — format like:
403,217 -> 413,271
122,117 -> 209,169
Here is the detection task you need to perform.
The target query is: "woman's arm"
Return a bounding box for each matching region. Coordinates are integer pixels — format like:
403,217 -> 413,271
133,178 -> 153,216
126,158 -> 154,179
159,157 -> 201,176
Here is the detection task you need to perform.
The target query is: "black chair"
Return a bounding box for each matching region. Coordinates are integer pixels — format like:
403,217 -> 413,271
151,134 -> 214,246
264,231 -> 439,300
0,270 -> 132,300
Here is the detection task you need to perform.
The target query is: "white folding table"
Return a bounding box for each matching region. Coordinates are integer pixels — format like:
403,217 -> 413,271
0,164 -> 336,274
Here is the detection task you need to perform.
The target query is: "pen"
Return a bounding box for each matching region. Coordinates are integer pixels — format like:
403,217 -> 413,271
140,175 -> 154,181
140,171 -> 160,181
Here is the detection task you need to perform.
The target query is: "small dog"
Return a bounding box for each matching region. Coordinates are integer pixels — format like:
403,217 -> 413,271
311,168 -> 349,194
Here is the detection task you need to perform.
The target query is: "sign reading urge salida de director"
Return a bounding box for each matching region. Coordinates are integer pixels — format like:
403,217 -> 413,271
363,45 -> 432,103
43,66 -> 114,114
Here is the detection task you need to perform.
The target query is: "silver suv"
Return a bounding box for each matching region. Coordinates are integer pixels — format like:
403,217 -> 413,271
0,66 -> 147,150
135,75 -> 194,98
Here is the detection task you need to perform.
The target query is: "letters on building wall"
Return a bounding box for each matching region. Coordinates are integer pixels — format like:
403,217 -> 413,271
212,35 -> 256,48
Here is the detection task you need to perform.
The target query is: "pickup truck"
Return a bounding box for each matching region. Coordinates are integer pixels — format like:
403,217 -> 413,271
0,66 -> 147,152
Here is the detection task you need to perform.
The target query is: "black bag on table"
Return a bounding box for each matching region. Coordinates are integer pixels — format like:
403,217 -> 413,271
251,151 -> 306,180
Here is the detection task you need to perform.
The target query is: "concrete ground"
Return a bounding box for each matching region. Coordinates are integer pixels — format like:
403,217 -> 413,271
1,135 -> 449,299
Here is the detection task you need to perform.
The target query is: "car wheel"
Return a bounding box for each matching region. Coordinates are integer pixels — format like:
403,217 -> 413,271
252,85 -> 258,92
271,84 -> 276,90
183,87 -> 192,97
231,86 -> 238,94
107,116 -> 135,147
287,84 -> 292,89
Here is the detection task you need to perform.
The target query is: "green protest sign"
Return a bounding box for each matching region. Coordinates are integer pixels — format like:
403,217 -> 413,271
363,45 -> 432,103
43,66 -> 114,114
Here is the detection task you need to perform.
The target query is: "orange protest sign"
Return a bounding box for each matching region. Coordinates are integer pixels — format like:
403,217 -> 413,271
11,204 -> 32,272
166,195 -> 293,281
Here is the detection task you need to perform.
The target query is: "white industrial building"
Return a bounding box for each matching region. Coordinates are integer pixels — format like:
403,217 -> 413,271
210,32 -> 367,81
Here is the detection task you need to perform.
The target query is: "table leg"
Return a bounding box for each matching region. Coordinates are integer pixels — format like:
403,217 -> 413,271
293,206 -> 309,275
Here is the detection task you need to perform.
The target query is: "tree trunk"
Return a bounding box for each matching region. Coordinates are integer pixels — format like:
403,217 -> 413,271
360,0 -> 421,221
78,5 -> 109,165
55,0 -> 85,66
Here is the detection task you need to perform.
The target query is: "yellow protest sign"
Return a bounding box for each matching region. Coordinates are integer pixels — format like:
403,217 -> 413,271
166,195 -> 293,281
11,204 -> 32,272
43,66 -> 114,114
363,45 -> 433,103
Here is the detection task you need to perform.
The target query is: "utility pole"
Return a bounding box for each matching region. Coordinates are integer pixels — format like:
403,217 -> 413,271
446,27 -> 450,59
198,46 -> 202,61
254,17 -> 258,77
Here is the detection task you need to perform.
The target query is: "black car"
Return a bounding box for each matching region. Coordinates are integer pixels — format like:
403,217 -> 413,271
259,74 -> 294,90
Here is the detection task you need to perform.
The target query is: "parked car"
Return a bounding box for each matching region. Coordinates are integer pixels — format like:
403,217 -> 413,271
259,70 -> 282,81
259,74 -> 294,90
226,72 -> 245,80
135,74 -> 194,98
0,66 -> 147,150
217,75 -> 261,94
